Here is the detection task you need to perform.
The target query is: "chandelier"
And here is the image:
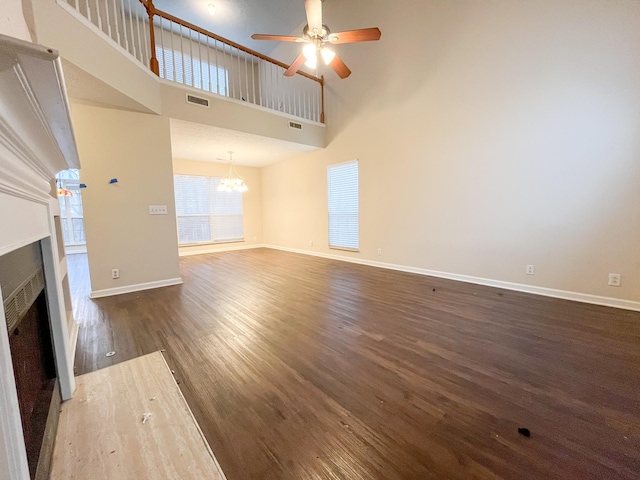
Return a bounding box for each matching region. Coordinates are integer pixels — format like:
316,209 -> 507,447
218,151 -> 248,192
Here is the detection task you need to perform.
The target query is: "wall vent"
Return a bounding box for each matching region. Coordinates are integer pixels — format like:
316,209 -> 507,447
186,94 -> 210,108
288,121 -> 303,131
4,267 -> 45,333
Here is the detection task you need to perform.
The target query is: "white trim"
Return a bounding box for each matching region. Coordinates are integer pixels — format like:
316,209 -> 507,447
41,235 -> 76,400
0,233 -> 51,258
64,244 -> 87,255
263,245 -> 640,312
90,277 -> 184,299
67,319 -> 79,369
179,243 -> 265,257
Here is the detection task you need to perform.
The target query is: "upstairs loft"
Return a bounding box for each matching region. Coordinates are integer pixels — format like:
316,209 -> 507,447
30,0 -> 326,150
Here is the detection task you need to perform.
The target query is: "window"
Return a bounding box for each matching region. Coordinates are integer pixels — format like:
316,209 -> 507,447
327,160 -> 359,250
56,169 -> 86,247
156,46 -> 228,96
174,174 -> 244,244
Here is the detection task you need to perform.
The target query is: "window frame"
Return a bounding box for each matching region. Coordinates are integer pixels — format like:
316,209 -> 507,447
327,159 -> 359,252
173,174 -> 244,246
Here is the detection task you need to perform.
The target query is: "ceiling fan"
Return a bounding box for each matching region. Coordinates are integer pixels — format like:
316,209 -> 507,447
251,0 -> 381,79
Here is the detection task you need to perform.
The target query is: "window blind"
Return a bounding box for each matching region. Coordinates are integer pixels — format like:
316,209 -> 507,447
156,46 -> 228,96
174,175 -> 244,244
327,161 -> 359,250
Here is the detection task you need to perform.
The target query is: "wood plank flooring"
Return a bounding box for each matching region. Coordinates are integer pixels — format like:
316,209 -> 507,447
67,249 -> 640,480
50,351 -> 226,479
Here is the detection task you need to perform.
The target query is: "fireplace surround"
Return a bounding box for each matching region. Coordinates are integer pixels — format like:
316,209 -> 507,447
0,33 -> 79,480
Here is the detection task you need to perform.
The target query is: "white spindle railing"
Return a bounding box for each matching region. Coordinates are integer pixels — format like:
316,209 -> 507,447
65,0 -> 150,67
61,0 -> 324,123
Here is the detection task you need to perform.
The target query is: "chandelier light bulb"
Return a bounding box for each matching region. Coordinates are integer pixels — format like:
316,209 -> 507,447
218,151 -> 248,192
208,3 -> 215,15
321,47 -> 336,65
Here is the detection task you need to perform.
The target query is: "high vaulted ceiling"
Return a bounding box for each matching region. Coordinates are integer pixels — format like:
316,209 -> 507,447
152,0 -> 306,56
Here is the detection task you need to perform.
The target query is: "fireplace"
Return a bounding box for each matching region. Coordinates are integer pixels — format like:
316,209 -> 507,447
0,33 -> 80,480
1,242 -> 58,479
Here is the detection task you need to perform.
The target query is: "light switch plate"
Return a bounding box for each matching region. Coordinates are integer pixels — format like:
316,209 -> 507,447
149,205 -> 167,215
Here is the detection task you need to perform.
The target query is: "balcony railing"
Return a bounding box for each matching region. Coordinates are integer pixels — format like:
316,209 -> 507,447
60,0 -> 325,123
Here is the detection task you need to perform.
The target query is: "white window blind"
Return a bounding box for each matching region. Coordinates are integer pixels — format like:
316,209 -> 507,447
174,175 -> 243,244
327,160 -> 359,250
156,46 -> 228,96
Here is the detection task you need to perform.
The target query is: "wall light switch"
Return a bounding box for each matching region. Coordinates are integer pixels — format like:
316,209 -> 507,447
149,205 -> 167,215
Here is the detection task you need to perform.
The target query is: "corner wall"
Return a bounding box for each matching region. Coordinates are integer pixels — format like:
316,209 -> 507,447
262,0 -> 640,305
70,103 -> 181,296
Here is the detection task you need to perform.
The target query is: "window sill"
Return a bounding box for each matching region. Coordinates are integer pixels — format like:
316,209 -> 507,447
179,239 -> 245,247
329,246 -> 359,253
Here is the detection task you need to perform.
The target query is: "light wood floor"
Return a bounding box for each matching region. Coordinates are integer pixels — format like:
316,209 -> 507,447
67,249 -> 640,480
50,352 -> 226,479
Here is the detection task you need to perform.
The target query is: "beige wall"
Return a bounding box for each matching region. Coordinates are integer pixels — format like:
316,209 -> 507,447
0,0 -> 32,41
71,103 -> 181,294
172,158 -> 262,255
262,0 -> 640,303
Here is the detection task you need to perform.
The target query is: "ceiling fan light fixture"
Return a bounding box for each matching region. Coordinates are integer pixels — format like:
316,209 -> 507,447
303,43 -> 316,61
320,47 -> 335,65
303,43 -> 318,68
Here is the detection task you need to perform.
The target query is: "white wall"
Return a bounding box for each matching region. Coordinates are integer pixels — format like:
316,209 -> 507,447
70,103 -> 181,295
0,0 -> 32,42
262,0 -> 640,305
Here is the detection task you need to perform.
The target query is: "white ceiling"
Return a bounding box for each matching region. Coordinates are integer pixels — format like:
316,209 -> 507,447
169,118 -> 318,167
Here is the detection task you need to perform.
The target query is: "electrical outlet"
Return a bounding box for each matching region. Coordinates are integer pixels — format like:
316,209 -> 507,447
309,240 -> 314,247
526,265 -> 535,275
377,248 -> 382,256
149,205 -> 167,215
608,273 -> 621,287
112,268 -> 120,279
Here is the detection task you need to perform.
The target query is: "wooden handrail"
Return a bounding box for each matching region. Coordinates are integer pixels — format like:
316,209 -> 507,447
142,0 -> 323,85
141,0 -> 159,75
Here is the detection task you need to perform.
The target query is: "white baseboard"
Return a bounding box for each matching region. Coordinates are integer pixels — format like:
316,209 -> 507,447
263,245 -> 640,312
90,277 -> 183,299
179,244 -> 265,257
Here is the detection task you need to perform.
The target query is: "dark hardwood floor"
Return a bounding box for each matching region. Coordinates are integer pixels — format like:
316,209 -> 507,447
67,249 -> 640,480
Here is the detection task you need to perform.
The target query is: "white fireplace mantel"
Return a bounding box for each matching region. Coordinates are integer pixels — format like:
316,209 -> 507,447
0,33 -> 80,480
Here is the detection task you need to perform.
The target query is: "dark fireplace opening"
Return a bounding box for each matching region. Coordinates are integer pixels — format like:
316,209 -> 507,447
1,242 -> 58,480
9,291 -> 56,477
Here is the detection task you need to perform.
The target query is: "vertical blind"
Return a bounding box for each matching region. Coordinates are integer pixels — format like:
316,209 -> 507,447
156,46 -> 228,96
174,174 -> 244,244
327,160 -> 359,250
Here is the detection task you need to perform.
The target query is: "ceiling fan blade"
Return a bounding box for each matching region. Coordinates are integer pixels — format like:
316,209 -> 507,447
284,52 -> 307,77
328,28 -> 382,44
304,0 -> 323,35
251,34 -> 304,42
328,53 -> 352,79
